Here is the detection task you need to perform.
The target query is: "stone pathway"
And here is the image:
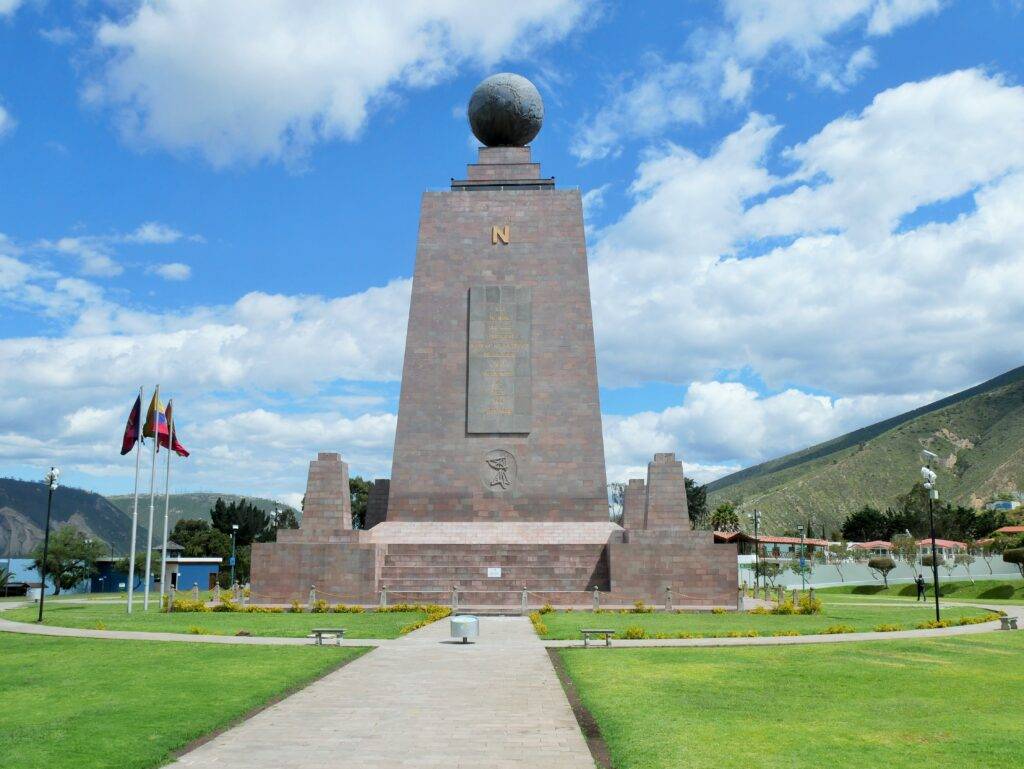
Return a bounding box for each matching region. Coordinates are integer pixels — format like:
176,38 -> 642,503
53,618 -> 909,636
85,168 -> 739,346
171,616 -> 595,769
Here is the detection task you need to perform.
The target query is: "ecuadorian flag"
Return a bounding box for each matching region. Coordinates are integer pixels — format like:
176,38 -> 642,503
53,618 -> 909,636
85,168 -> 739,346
143,389 -> 169,441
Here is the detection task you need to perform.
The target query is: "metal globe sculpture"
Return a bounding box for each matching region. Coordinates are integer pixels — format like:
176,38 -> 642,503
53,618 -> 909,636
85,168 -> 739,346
468,73 -> 544,147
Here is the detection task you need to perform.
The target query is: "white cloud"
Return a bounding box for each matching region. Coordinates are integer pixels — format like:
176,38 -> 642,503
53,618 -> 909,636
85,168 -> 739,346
151,262 -> 191,281
0,100 -> 14,139
0,0 -> 23,19
590,69 -> 1024,406
89,0 -> 590,166
720,58 -> 753,103
126,222 -> 183,244
53,236 -> 123,277
867,0 -> 943,35
603,382 -> 938,483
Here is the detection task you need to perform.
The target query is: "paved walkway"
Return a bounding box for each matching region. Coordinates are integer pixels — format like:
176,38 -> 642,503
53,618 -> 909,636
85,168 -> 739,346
171,616 -> 594,769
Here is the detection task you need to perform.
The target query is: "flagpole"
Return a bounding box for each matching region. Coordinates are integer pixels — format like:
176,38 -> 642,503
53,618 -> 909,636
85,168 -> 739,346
127,386 -> 143,615
159,413 -> 173,606
143,384 -> 160,611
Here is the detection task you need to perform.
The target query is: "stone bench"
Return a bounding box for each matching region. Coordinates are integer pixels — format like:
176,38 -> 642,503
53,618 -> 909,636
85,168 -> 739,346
309,628 -> 347,646
581,628 -> 615,647
1000,616 -> 1019,631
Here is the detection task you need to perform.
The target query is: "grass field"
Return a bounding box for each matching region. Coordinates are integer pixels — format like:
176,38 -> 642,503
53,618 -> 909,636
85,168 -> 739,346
535,602 -> 993,639
558,632 -> 1024,769
818,578 -> 1024,603
0,634 -> 364,769
3,602 -> 431,638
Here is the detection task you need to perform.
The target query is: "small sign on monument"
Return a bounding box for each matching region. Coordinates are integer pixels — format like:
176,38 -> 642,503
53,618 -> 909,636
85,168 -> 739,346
487,567 -> 502,578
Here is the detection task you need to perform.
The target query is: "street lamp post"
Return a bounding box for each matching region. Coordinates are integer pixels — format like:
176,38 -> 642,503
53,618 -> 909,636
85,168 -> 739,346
921,450 -> 941,623
230,524 -> 239,586
84,539 -> 93,593
36,467 -> 60,623
799,527 -> 807,591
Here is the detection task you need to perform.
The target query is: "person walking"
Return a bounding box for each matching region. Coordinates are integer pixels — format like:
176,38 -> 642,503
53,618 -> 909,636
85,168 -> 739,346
915,574 -> 926,602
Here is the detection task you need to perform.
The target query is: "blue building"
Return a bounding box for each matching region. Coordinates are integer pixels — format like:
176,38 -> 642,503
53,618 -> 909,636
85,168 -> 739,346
89,543 -> 223,593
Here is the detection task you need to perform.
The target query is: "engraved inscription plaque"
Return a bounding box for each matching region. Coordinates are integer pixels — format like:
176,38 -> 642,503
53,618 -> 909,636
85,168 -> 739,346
467,286 -> 531,433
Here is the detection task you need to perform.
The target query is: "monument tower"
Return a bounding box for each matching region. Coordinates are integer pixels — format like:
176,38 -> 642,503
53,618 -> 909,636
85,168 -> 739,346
252,74 -> 738,607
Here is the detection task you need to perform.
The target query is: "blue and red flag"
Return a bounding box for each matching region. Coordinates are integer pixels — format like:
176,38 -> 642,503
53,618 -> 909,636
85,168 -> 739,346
120,393 -> 143,455
160,399 -> 190,458
143,389 -> 169,446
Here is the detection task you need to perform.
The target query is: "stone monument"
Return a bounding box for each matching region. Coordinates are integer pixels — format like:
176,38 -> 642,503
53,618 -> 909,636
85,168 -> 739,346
251,74 -> 737,607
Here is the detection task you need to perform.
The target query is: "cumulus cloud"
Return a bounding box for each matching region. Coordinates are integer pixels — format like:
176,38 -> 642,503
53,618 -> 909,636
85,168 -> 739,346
603,382 -> 939,483
0,0 -> 23,19
37,222 -> 197,278
591,69 -> 1024,404
88,0 -> 590,166
150,262 -> 191,281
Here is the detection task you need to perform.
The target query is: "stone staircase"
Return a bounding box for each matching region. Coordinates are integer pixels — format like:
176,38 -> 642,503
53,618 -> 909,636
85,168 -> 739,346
380,543 -> 609,607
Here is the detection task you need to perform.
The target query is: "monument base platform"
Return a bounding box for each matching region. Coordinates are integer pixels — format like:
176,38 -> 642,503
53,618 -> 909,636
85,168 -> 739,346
251,520 -> 738,608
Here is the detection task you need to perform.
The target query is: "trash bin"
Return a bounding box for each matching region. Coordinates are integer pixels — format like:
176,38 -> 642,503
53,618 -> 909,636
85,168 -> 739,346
28,587 -> 43,603
450,615 -> 479,644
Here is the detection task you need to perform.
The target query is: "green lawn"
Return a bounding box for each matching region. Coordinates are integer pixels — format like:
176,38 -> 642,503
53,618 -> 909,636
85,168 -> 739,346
3,602 -> 430,638
0,634 -> 365,769
535,602 -> 993,639
818,578 -> 1024,604
558,632 -> 1024,769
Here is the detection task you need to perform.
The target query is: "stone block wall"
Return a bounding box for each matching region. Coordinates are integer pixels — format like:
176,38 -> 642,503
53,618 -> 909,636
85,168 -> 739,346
622,478 -> 646,530
363,479 -> 390,530
250,536 -> 381,604
644,452 -> 689,529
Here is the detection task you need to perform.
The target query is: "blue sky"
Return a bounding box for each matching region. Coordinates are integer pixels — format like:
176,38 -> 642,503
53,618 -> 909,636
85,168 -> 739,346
2,1 -> 1023,508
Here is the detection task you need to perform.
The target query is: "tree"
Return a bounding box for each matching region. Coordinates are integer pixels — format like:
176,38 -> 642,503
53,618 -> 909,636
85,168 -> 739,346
922,553 -> 945,569
788,552 -> 812,581
841,506 -> 888,541
0,565 -> 10,592
754,561 -> 783,587
210,498 -> 271,546
685,478 -> 708,529
955,543 -> 976,584
890,532 -> 919,576
30,526 -> 106,594
350,476 -> 373,529
867,556 -> 896,587
828,541 -> 850,582
1003,548 -> 1024,578
709,502 -> 740,532
271,507 -> 299,530
114,552 -> 148,588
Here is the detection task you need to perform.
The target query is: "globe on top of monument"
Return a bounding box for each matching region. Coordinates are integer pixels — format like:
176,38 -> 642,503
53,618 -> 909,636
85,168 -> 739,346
467,73 -> 544,147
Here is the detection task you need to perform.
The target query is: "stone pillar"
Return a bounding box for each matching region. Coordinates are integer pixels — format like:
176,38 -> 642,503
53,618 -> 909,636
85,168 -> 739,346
298,453 -> 353,538
308,584 -> 316,610
592,585 -> 600,611
809,587 -> 816,603
664,586 -> 673,612
233,582 -> 240,600
737,587 -> 744,611
791,589 -> 798,605
213,584 -> 221,602
192,583 -> 199,602
168,586 -> 175,612
451,585 -> 459,611
363,478 -> 390,530
621,478 -> 646,530
521,586 -> 528,615
776,586 -> 784,604
379,585 -> 388,609
643,453 -> 689,530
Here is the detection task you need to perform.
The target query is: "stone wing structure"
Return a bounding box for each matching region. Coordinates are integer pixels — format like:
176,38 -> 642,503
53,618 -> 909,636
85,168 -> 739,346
251,75 -> 737,608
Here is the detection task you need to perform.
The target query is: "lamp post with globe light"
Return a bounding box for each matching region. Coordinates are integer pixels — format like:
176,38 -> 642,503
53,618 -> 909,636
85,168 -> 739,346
36,467 -> 60,623
748,510 -> 761,592
921,450 -> 941,623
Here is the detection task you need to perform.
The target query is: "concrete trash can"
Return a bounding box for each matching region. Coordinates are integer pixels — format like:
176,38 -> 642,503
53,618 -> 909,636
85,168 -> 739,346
28,587 -> 43,603
450,615 -> 479,643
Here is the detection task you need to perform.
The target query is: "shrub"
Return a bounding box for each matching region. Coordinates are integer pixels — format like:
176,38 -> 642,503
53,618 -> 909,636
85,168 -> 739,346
823,624 -> 856,634
653,632 -> 671,639
873,623 -> 902,632
797,595 -> 822,615
956,614 -> 1000,626
772,630 -> 800,637
187,625 -> 209,635
867,556 -> 897,587
724,630 -> 759,638
710,607 -> 727,615
1003,548 -> 1024,577
290,600 -> 303,614
311,599 -> 329,613
916,619 -> 952,629
332,604 -> 365,613
533,621 -> 549,636
169,598 -> 210,613
94,621 -> 107,630
771,600 -> 797,615
675,631 -> 699,639
621,625 -> 647,639
538,603 -> 554,615
747,606 -> 769,615
211,597 -> 240,612
632,600 -> 654,614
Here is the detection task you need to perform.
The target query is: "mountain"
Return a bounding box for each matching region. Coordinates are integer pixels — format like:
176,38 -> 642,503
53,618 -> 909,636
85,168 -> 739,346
105,493 -> 299,532
0,478 -> 145,557
706,365 -> 1024,536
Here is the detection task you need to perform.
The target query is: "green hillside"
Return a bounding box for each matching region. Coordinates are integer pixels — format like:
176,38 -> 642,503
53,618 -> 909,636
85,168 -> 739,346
106,493 -> 299,532
707,365 -> 1024,536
